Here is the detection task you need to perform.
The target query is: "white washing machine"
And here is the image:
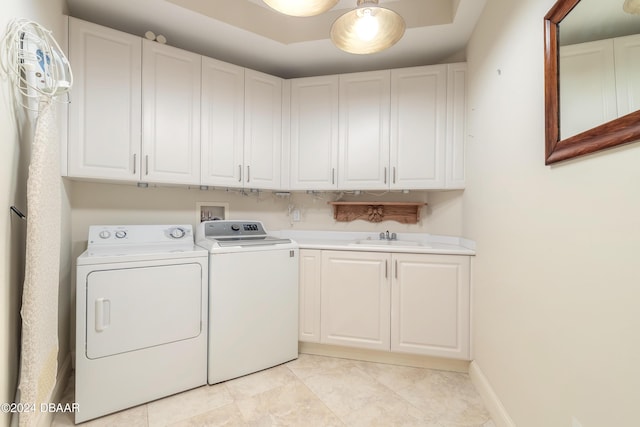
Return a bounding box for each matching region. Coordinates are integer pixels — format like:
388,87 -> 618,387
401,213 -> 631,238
196,220 -> 299,385
75,224 -> 208,423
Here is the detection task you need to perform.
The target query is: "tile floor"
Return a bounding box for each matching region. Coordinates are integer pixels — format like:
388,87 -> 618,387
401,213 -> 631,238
53,354 -> 494,427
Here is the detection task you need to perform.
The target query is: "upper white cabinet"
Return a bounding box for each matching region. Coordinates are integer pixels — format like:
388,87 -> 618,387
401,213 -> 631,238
559,34 -> 640,140
201,66 -> 283,190
560,39 -> 617,140
200,57 -> 245,187
390,65 -> 447,189
614,34 -> 640,117
338,70 -> 391,190
243,69 -> 283,190
446,63 -> 467,189
67,19 -> 467,191
289,75 -> 339,190
142,40 -> 201,185
68,18 -> 201,185
67,18 -> 142,181
322,65 -> 465,191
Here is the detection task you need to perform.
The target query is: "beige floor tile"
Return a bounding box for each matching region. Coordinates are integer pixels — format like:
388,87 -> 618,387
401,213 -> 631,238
224,365 -> 298,400
300,363 -> 394,419
82,405 -> 148,427
147,384 -> 233,427
286,354 -> 361,380
392,370 -> 491,425
61,355 -> 493,427
235,380 -> 343,426
338,391 -> 432,427
168,402 -> 247,427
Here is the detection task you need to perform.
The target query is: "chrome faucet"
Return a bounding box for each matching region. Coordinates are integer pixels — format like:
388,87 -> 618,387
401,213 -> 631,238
379,231 -> 397,240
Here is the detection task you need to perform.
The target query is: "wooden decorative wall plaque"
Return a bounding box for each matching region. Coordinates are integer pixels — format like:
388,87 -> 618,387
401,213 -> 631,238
328,202 -> 426,224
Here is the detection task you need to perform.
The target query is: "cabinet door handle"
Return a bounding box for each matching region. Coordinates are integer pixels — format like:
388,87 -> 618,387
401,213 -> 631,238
238,165 -> 242,182
332,168 -> 335,185
145,155 -> 149,176
395,260 -> 398,279
393,167 -> 397,184
385,260 -> 388,278
247,165 -> 250,183
384,167 -> 387,184
133,154 -> 137,175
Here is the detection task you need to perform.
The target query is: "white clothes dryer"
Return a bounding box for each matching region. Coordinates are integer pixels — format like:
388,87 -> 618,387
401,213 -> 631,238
75,224 -> 208,423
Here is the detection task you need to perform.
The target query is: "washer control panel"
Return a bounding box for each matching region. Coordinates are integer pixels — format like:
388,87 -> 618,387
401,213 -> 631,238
201,221 -> 266,239
88,225 -> 193,247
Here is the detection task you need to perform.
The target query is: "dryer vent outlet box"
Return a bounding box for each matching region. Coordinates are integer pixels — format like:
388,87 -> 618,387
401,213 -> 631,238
197,203 -> 227,222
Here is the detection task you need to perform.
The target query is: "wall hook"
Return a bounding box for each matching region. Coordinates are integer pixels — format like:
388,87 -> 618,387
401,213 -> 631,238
10,206 -> 26,220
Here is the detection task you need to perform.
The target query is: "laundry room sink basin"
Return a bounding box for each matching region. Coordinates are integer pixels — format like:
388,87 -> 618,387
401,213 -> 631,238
350,239 -> 426,248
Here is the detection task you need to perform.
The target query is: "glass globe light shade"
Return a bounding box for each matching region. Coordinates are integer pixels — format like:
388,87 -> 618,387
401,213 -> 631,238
331,0 -> 405,54
263,0 -> 339,17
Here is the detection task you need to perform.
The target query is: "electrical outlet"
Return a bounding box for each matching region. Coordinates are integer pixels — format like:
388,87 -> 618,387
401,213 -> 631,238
292,209 -> 301,222
572,416 -> 583,427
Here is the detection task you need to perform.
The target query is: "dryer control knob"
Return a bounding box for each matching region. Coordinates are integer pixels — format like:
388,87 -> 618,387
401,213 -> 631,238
231,224 -> 240,231
169,227 -> 186,239
99,230 -> 111,239
115,230 -> 127,239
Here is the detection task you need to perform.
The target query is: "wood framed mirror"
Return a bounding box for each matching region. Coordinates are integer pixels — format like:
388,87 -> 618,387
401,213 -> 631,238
544,0 -> 640,164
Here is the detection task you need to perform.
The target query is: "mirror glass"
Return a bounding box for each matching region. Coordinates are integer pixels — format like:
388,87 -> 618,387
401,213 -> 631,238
558,0 -> 640,139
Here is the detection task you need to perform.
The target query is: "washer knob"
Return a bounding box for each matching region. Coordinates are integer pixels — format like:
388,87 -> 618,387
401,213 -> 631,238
231,224 -> 240,231
115,230 -> 127,239
169,227 -> 186,239
98,230 -> 111,239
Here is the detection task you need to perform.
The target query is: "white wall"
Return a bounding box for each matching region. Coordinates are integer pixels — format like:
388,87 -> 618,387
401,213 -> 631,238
465,0 -> 640,426
1,1 -> 67,426
67,181 -> 464,257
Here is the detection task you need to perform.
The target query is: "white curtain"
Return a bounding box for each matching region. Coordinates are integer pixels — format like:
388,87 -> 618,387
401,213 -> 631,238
18,99 -> 60,427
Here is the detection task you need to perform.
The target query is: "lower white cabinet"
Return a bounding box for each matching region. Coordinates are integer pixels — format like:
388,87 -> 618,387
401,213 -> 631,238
299,250 -> 322,342
391,253 -> 470,359
300,249 -> 471,360
320,251 -> 391,351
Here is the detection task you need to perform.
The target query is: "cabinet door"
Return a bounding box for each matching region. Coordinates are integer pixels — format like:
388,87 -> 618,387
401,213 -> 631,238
321,251 -> 390,351
338,70 -> 391,190
390,65 -> 446,189
299,249 -> 322,343
445,63 -> 466,189
614,34 -> 640,117
559,40 -> 617,140
244,69 -> 282,189
391,254 -> 470,360
201,57 -> 245,187
290,76 -> 339,190
68,18 -> 141,181
142,40 -> 201,185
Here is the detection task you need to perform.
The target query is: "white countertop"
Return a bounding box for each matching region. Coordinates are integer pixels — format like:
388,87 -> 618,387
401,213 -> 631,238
273,230 -> 475,256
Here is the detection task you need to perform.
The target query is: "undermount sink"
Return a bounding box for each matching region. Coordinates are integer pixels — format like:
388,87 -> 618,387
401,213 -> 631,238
350,239 -> 424,247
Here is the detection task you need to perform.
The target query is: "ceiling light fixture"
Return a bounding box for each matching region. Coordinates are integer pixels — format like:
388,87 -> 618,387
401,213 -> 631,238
623,0 -> 640,14
331,0 -> 405,55
262,0 -> 339,17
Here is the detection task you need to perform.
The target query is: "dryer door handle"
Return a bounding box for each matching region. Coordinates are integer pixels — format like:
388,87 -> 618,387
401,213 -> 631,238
95,298 -> 111,332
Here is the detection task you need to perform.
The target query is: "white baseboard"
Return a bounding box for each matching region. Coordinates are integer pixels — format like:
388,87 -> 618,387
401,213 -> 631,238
36,354 -> 72,427
299,342 -> 470,373
468,361 -> 516,427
